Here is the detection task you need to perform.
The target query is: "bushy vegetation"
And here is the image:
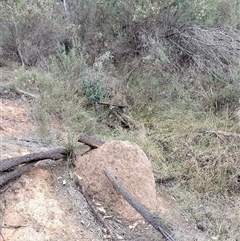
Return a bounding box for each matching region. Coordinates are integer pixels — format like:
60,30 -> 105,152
1,0 -> 240,240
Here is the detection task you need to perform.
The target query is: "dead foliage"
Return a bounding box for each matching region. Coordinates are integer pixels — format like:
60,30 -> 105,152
165,24 -> 240,81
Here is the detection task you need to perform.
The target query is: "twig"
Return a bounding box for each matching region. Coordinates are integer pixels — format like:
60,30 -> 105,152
155,176 -> 177,184
74,175 -> 117,241
15,89 -> 37,99
205,130 -> 240,139
2,224 -> 28,229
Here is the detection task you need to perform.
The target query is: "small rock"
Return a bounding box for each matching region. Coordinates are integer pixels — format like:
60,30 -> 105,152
33,222 -> 41,232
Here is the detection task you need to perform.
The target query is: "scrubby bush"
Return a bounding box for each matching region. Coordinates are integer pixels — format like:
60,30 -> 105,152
0,0 -> 68,65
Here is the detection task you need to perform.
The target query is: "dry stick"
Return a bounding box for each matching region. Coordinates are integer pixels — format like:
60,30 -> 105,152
155,176 -> 177,185
0,162 -> 37,186
77,133 -> 105,148
2,224 -> 27,229
105,169 -> 177,241
0,148 -> 68,172
205,130 -> 240,139
15,88 -> 38,99
74,175 -> 117,241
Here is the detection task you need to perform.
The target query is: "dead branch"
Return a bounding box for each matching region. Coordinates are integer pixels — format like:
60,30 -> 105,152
75,175 -> 117,241
77,133 -> 105,148
97,102 -> 127,109
155,176 -> 177,184
205,130 -> 240,139
0,148 -> 68,172
15,88 -> 37,99
0,162 -> 36,186
106,169 -> 177,241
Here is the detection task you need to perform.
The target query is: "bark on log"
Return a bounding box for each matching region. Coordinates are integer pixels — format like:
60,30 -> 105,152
75,175 -> 117,241
0,162 -> 36,186
106,169 -> 177,241
77,133 -> 105,148
0,148 -> 68,172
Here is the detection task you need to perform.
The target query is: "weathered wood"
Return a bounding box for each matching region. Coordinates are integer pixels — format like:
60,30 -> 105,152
77,133 -> 105,148
0,162 -> 36,186
0,148 -> 68,172
105,169 -> 177,241
75,175 -> 117,241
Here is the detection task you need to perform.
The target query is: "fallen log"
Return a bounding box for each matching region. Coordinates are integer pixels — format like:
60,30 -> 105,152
75,175 -> 117,241
0,162 -> 36,186
77,133 -> 105,148
105,169 -> 177,241
0,148 -> 68,172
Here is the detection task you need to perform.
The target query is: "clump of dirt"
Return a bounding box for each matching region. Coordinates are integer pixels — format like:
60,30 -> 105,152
75,140 -> 157,222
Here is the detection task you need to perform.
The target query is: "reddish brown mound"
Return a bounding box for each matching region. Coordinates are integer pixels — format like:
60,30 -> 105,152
75,140 -> 157,221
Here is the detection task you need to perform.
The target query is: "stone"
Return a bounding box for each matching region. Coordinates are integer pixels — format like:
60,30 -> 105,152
75,140 -> 157,221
